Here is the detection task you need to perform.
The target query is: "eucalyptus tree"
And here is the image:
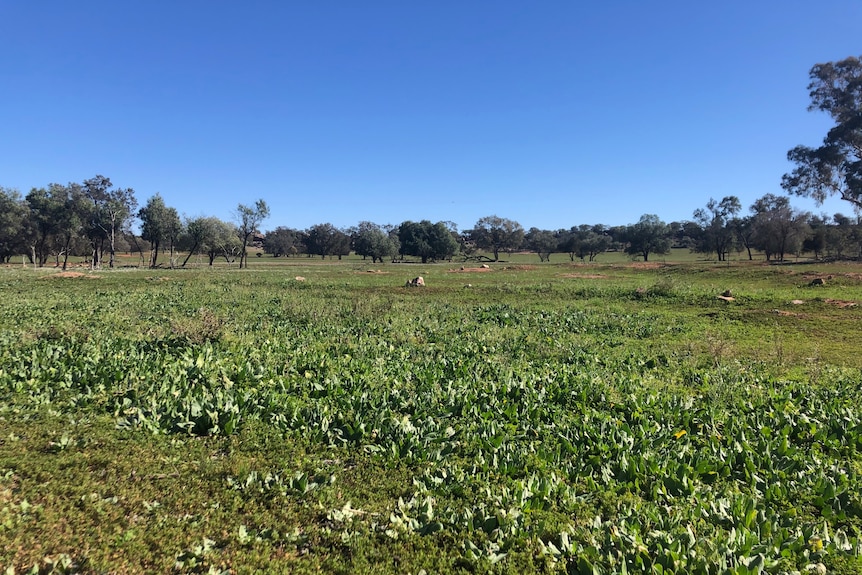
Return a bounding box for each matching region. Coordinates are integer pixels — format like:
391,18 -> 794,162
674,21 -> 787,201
138,194 -> 182,267
25,183 -> 87,268
26,185 -> 63,266
692,196 -> 741,261
179,216 -> 239,267
398,220 -> 459,263
467,215 -> 525,261
622,214 -> 671,262
207,219 -> 242,265
263,226 -> 304,257
749,194 -> 810,262
305,223 -> 351,259
81,175 -> 137,268
563,224 -> 612,262
0,187 -> 29,263
782,56 -> 862,210
525,227 -> 558,262
352,221 -> 399,263
731,216 -> 756,260
235,199 -> 270,268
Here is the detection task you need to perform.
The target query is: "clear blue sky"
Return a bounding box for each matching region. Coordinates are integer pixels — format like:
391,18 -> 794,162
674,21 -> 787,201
2,1 -> 859,232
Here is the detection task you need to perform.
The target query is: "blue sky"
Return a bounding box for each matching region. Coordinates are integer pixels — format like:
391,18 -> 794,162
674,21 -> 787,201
2,1 -> 860,232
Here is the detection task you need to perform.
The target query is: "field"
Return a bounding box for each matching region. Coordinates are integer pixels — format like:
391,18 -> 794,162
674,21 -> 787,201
1,258 -> 862,574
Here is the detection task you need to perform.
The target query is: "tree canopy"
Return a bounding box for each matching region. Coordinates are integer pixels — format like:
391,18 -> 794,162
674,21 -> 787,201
398,220 -> 458,263
782,56 -> 862,210
692,196 -> 741,261
235,200 -> 270,269
467,216 -> 525,261
138,194 -> 181,268
623,214 -> 671,262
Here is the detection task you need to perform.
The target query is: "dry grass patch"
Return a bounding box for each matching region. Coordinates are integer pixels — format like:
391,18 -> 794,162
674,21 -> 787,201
561,273 -> 609,279
448,266 -> 494,273
43,271 -> 99,279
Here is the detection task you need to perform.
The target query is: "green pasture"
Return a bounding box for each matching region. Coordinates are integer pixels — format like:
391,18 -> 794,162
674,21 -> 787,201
1,261 -> 861,574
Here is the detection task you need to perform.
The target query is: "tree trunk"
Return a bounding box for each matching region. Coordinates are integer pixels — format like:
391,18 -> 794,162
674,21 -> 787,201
151,241 -> 160,267
182,242 -> 199,267
109,227 -> 116,268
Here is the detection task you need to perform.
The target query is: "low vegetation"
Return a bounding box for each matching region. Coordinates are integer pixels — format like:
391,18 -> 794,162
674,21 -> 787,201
1,260 -> 862,574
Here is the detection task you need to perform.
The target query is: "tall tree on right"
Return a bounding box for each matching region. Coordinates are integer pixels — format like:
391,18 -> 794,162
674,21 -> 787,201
782,56 -> 862,209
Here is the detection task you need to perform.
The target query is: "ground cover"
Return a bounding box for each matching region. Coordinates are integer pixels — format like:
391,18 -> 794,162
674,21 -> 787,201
1,261 -> 861,574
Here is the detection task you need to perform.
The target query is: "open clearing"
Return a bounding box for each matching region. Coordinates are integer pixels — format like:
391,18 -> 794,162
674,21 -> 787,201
1,260 -> 861,574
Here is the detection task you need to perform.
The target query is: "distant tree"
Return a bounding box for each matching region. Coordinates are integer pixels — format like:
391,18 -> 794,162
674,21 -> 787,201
826,213 -> 862,258
235,199 -> 270,269
731,216 -> 756,260
565,225 -> 612,262
467,215 -> 525,261
264,226 -> 304,257
398,220 -> 459,263
352,221 -> 399,263
0,188 -> 30,263
803,214 -> 829,259
25,185 -> 64,266
305,223 -> 351,259
525,228 -> 558,262
179,216 -> 234,267
749,194 -> 810,261
80,175 -> 137,268
782,56 -> 862,210
25,183 -> 87,268
138,194 -> 182,268
692,196 -> 741,261
622,214 -> 671,262
208,219 -> 242,264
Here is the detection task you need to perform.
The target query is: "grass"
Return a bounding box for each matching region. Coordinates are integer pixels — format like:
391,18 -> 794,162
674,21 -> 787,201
1,259 -> 862,573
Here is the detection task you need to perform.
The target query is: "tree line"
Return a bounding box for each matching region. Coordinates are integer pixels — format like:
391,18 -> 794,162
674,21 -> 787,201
1,55 -> 859,267
3,180 -> 862,268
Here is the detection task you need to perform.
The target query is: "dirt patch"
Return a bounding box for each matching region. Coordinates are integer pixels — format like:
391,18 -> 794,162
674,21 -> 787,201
561,273 -> 609,279
773,309 -> 803,318
43,271 -> 99,279
501,265 -> 535,271
802,273 -> 862,283
449,266 -> 494,273
824,298 -> 858,308
790,299 -> 805,305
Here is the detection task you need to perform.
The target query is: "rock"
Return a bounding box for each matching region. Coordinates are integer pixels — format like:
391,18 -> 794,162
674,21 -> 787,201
480,264 -> 490,269
295,276 -> 306,281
